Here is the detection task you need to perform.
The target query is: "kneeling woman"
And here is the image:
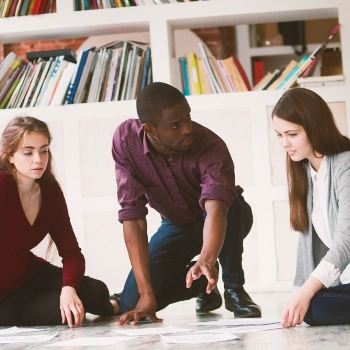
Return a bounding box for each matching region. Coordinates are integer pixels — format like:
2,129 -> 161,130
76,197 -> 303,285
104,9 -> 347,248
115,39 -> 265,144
0,116 -> 118,327
272,88 -> 350,327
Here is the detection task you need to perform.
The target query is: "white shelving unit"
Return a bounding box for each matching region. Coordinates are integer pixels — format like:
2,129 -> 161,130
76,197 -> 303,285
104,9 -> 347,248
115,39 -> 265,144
0,0 -> 349,293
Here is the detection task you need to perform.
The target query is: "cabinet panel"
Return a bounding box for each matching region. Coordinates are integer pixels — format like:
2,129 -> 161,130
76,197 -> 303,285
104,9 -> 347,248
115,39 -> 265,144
193,108 -> 254,188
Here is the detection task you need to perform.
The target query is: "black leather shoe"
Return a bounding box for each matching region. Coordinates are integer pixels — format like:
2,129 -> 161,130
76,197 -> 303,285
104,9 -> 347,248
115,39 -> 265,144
224,286 -> 261,318
195,262 -> 222,313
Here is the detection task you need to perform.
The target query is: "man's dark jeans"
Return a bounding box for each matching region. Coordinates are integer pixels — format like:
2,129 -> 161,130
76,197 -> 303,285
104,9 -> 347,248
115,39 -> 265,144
119,194 -> 253,314
304,283 -> 350,325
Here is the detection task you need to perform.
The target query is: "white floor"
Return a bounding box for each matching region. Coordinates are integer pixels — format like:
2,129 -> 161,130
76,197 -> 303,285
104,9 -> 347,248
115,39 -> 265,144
1,292 -> 350,349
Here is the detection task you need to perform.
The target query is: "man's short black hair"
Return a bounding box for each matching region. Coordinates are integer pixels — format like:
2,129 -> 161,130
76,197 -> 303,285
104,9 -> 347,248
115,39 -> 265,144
136,82 -> 185,126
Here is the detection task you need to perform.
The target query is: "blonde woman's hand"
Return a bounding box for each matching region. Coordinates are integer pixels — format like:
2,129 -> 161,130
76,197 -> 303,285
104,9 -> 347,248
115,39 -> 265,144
60,286 -> 85,327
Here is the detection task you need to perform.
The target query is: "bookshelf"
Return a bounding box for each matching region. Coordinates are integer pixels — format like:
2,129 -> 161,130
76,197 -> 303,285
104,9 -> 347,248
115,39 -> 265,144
236,24 -> 341,86
0,0 -> 350,294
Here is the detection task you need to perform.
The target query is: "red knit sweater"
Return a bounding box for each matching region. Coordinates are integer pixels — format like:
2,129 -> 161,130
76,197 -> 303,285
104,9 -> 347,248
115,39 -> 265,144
0,172 -> 85,301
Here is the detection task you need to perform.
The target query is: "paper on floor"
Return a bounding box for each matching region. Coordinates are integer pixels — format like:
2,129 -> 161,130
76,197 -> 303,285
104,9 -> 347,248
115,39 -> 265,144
47,336 -> 138,346
198,324 -> 282,334
114,325 -> 191,336
0,332 -> 57,343
0,327 -> 49,336
190,318 -> 280,326
161,333 -> 239,344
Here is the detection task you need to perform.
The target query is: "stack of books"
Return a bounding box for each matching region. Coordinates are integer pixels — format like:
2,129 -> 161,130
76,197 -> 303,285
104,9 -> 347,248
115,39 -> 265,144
252,23 -> 341,91
75,0 -> 211,10
0,41 -> 152,109
178,42 -> 251,96
0,0 -> 56,17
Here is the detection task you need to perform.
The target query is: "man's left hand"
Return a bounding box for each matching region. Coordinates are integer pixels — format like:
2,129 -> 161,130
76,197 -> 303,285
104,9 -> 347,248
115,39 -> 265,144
186,260 -> 218,293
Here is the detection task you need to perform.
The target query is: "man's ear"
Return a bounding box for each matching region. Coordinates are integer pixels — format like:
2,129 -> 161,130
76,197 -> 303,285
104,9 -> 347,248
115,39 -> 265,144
143,123 -> 156,136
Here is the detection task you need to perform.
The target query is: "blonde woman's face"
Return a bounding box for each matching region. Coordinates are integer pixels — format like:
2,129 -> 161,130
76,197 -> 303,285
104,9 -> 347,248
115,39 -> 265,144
9,132 -> 49,182
273,116 -> 314,162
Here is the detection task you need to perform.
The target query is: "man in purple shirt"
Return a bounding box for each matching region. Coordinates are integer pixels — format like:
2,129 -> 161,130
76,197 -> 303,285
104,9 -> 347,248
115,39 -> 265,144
112,82 -> 261,325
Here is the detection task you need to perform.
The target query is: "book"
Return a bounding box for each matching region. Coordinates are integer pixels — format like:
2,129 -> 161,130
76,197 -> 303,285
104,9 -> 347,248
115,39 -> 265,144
187,52 -> 201,94
301,23 -> 340,78
26,49 -> 77,64
19,0 -> 31,15
221,56 -> 248,92
253,60 -> 264,86
252,71 -> 272,91
65,47 -> 95,104
197,42 -> 221,93
178,57 -> 190,96
267,60 -> 297,90
233,57 -> 251,91
277,55 -> 308,90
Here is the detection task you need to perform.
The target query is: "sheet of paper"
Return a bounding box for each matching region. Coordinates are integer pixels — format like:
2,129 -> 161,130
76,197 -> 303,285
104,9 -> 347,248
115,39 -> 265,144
161,333 -> 238,344
198,324 -> 282,334
0,327 -> 49,336
47,336 -> 138,347
114,325 -> 191,336
190,318 -> 280,326
0,332 -> 57,343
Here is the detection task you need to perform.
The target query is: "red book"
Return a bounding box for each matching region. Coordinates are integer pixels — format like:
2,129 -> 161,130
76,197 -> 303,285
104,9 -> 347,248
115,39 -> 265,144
253,60 -> 264,86
233,56 -> 252,91
38,0 -> 48,14
31,0 -> 42,14
8,0 -> 19,17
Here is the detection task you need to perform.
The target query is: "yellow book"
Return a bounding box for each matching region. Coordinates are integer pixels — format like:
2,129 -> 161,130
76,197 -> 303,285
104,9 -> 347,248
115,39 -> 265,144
28,0 -> 36,15
187,52 -> 201,95
267,60 -> 298,90
1,0 -> 12,17
116,0 -> 123,7
196,57 -> 205,94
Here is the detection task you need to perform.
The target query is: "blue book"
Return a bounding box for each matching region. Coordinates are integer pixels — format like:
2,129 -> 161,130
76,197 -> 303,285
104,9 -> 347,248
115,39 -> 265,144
178,57 -> 190,96
277,55 -> 307,90
140,47 -> 151,92
20,0 -> 31,16
65,47 -> 95,104
75,0 -> 81,10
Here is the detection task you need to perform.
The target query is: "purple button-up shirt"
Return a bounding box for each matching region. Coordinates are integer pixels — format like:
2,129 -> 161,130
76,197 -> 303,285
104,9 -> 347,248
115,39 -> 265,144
112,119 -> 243,226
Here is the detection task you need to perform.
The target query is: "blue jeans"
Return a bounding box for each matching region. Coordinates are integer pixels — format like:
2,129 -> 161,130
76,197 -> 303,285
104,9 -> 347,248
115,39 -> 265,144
119,195 -> 253,313
304,283 -> 350,326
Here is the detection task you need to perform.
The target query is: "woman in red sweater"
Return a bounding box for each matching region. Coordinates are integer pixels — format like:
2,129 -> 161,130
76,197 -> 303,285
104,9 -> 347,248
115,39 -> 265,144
0,116 -> 119,327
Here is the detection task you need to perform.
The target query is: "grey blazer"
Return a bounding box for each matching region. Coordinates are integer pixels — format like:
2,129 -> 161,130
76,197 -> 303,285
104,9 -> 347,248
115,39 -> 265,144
294,151 -> 350,287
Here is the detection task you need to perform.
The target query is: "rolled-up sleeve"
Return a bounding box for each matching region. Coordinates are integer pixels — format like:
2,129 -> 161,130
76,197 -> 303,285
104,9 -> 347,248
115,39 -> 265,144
197,140 -> 237,211
112,127 -> 148,223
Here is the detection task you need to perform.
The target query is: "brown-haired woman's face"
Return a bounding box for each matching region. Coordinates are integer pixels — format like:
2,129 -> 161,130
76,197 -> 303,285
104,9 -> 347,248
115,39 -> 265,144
273,116 -> 313,162
8,131 -> 49,182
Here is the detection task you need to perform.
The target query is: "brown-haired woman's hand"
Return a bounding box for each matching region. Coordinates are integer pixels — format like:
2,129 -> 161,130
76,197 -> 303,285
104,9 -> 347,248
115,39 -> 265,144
60,286 -> 85,328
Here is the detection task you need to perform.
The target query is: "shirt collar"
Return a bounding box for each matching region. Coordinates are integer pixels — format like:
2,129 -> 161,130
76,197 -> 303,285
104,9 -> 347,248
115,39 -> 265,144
309,156 -> 327,180
141,127 -> 151,155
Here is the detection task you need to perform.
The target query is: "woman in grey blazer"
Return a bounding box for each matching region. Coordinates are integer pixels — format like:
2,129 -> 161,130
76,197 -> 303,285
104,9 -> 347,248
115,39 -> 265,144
272,88 -> 350,328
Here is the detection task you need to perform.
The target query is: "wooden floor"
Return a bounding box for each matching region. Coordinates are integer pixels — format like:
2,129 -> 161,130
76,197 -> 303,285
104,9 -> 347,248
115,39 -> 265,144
1,292 -> 350,349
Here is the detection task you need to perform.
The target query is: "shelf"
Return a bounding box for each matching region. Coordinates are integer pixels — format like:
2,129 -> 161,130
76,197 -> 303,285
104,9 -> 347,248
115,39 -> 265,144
248,42 -> 341,57
0,0 -> 339,43
0,86 -> 345,123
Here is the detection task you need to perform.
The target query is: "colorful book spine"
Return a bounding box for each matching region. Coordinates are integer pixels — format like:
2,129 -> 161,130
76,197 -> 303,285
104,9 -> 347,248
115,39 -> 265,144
178,57 -> 190,96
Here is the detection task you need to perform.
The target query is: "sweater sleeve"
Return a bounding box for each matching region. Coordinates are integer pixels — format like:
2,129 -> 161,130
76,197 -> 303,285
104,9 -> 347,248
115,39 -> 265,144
49,183 -> 85,290
322,159 -> 350,271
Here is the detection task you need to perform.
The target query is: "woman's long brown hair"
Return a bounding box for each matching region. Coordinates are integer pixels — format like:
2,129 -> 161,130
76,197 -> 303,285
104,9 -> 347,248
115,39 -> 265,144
0,116 -> 58,257
272,88 -> 350,232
